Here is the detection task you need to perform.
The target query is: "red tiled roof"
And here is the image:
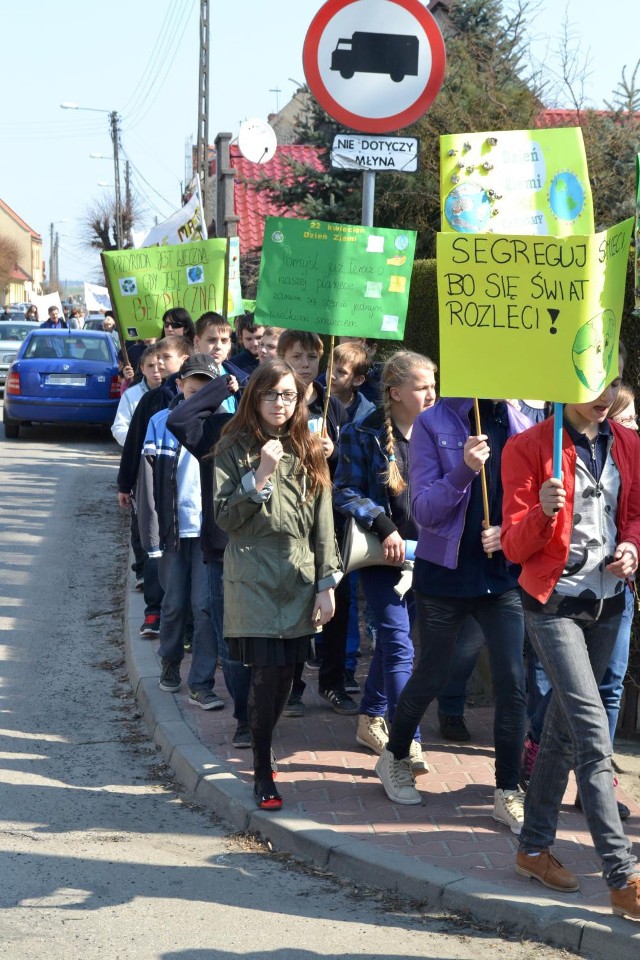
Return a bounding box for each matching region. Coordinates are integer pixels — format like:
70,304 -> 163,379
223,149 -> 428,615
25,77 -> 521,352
230,145 -> 325,253
535,107 -> 640,127
10,263 -> 31,282
0,198 -> 41,240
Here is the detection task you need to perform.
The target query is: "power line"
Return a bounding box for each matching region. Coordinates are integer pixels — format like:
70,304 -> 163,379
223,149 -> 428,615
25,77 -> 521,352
126,130 -> 184,185
124,0 -> 194,127
125,159 -> 175,219
124,0 -> 196,129
120,0 -> 185,115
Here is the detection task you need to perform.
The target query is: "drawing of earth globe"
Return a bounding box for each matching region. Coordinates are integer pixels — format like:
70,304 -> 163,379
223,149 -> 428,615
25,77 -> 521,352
444,183 -> 492,233
572,310 -> 616,392
549,172 -> 584,222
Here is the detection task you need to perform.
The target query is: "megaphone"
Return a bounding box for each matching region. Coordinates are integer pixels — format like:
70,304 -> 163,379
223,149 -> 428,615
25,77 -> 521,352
341,518 -> 416,598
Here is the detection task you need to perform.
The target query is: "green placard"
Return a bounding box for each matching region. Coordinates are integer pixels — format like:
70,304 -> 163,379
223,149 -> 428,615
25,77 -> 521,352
102,238 -> 228,339
255,217 -> 416,339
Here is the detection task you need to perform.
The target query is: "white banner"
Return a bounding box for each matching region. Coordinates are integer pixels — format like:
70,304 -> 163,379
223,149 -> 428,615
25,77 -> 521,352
30,291 -> 64,322
84,282 -> 111,312
138,175 -> 206,248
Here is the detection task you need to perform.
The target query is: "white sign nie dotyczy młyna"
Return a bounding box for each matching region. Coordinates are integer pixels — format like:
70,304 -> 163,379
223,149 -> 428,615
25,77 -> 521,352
331,134 -> 419,172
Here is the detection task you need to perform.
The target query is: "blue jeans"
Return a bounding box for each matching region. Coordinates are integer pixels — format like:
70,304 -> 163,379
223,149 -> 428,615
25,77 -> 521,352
521,606 -> 637,888
359,566 -> 419,739
437,617 -> 484,716
528,587 -> 634,745
388,589 -> 526,790
345,572 -> 361,672
600,587 -> 633,743
158,538 -> 216,692
207,560 -> 250,723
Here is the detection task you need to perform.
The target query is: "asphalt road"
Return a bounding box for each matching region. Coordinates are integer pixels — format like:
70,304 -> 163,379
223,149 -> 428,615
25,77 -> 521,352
0,414 -> 582,959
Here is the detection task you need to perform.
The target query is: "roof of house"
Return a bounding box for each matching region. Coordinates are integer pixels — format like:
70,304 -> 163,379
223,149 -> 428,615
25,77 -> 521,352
10,263 -> 31,282
229,144 -> 326,253
0,199 -> 42,240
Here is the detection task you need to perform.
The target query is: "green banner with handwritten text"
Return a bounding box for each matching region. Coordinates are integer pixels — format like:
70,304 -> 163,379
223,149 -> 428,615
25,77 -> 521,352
255,217 -> 416,339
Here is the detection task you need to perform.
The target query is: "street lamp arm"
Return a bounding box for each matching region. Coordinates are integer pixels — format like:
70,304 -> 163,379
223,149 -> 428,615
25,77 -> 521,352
60,102 -> 111,114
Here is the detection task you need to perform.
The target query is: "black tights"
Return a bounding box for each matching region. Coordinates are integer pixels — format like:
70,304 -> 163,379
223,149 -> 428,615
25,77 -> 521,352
248,664 -> 295,781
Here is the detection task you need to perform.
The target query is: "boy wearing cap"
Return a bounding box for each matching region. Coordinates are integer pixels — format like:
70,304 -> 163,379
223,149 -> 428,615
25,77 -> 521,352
137,354 -> 223,709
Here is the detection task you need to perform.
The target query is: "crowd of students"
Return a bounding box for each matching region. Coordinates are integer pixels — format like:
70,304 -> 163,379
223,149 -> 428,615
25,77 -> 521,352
112,307 -> 640,921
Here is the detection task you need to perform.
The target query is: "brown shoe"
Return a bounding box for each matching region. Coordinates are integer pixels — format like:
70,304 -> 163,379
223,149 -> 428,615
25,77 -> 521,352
611,875 -> 640,920
516,850 -> 580,892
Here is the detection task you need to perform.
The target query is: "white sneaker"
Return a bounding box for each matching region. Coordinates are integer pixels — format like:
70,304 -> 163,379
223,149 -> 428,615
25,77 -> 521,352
356,714 -> 389,754
493,788 -> 525,835
375,748 -> 421,805
409,739 -> 430,777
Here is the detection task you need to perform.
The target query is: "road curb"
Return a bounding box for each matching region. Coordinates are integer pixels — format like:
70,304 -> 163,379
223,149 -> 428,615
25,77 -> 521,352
124,579 -> 640,959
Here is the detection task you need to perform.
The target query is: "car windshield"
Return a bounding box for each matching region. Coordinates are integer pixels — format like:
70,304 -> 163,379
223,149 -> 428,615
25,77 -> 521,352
24,336 -> 112,362
0,325 -> 31,341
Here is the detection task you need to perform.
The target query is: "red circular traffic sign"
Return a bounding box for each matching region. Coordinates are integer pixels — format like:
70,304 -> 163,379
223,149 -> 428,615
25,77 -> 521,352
303,0 -> 446,133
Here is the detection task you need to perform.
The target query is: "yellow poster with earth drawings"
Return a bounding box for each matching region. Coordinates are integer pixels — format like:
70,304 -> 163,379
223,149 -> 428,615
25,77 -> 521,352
440,128 -> 594,238
437,219 -> 633,403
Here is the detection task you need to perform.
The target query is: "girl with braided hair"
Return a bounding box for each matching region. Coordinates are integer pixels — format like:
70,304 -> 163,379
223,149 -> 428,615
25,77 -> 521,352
333,350 -> 437,773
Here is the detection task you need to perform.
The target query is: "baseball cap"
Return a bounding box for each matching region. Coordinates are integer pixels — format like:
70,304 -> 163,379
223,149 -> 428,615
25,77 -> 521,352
178,353 -> 218,380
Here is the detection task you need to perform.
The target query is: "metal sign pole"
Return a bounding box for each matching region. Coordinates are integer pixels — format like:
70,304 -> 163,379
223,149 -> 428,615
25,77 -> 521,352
362,169 -> 376,228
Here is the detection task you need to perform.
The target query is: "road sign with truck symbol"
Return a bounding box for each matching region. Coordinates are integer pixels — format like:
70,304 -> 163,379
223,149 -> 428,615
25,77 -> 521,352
304,0 -> 446,133
331,31 -> 419,82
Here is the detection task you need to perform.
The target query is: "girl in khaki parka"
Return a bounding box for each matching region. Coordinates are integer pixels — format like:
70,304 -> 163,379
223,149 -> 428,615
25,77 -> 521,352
213,359 -> 341,809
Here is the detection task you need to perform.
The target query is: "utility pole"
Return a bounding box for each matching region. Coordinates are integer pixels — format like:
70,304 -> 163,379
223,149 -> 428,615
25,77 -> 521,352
49,222 -> 55,291
196,0 -> 214,234
109,110 -> 123,249
53,233 -> 60,292
124,159 -> 132,246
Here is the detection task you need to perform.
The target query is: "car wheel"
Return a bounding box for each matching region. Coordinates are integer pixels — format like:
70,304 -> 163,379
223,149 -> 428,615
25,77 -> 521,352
3,411 -> 20,439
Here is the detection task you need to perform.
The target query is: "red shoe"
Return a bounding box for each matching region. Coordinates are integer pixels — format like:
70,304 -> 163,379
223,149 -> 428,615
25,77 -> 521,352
254,778 -> 282,810
139,614 -> 160,639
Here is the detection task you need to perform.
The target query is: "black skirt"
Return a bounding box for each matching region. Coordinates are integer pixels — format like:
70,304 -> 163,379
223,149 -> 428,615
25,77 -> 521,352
228,635 -> 314,667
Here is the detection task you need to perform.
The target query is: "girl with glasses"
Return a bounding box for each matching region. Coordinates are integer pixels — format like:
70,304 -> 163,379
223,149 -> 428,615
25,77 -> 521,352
213,359 -> 341,810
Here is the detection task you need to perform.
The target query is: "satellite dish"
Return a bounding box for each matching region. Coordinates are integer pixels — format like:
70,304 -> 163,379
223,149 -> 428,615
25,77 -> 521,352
237,118 -> 277,164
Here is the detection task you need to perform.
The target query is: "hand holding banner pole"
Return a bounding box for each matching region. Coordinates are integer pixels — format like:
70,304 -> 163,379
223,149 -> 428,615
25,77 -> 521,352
473,398 -> 492,559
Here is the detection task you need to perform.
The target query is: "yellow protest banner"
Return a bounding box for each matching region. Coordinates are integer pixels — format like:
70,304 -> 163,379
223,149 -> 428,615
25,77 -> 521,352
102,238 -> 228,339
437,219 -> 633,403
440,128 -> 594,238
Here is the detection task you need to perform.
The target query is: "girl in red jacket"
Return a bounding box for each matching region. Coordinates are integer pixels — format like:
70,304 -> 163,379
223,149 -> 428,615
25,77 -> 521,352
501,357 -> 640,921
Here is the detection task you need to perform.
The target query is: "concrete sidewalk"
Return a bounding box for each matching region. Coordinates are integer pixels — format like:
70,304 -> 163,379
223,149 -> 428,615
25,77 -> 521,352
124,580 -> 640,960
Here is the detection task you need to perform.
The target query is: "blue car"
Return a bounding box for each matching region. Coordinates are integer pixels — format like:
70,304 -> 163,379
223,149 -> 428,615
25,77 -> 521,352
3,329 -> 121,439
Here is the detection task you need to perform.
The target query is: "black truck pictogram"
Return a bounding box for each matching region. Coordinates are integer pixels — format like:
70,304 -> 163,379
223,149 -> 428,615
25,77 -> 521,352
330,32 -> 419,83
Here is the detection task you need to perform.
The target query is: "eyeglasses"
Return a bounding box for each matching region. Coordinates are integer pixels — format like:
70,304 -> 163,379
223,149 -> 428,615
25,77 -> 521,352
164,321 -> 185,329
261,390 -> 298,404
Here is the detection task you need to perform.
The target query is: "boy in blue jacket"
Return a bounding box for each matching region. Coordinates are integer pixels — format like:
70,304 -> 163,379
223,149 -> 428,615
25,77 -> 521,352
137,354 -> 222,709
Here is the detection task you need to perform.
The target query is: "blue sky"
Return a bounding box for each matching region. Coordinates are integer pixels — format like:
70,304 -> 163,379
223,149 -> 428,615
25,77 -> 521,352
0,0 -> 636,284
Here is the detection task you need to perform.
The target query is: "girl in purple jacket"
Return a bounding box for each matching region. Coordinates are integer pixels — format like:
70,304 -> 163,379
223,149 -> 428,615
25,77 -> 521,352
375,397 -> 531,836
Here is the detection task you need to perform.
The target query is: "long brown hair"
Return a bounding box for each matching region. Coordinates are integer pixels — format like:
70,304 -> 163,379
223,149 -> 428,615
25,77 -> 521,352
381,350 -> 437,495
216,358 -> 330,494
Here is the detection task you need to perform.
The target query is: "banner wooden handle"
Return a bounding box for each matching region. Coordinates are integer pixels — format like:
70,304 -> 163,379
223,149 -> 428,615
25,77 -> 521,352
473,398 -> 492,559
321,336 -> 336,438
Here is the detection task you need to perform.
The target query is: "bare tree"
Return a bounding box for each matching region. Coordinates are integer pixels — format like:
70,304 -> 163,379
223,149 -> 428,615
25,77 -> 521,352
81,191 -> 142,253
0,235 -> 22,301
